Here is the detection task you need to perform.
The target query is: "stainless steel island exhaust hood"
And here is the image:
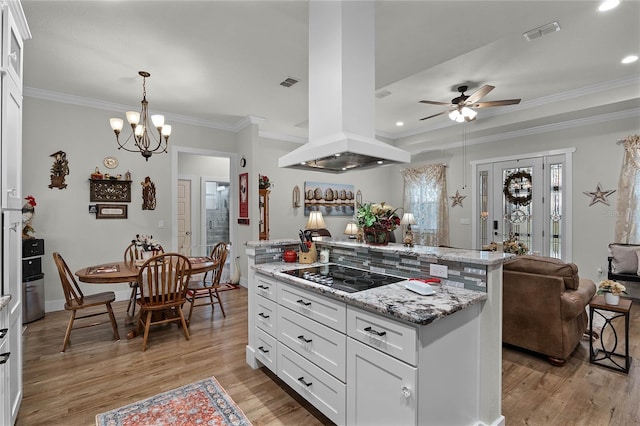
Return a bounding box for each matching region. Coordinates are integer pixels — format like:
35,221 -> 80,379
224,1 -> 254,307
278,1 -> 410,173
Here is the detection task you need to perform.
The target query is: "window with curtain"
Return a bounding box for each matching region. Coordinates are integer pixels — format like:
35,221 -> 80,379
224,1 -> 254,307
615,134 -> 640,243
403,164 -> 449,247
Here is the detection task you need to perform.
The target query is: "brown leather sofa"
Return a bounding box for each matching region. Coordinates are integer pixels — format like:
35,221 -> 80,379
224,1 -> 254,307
502,255 -> 596,366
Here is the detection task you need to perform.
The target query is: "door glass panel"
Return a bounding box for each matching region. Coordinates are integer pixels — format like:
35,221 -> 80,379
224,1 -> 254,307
549,163 -> 563,258
205,182 -> 229,255
479,170 -> 490,247
10,29 -> 21,78
500,166 -> 534,254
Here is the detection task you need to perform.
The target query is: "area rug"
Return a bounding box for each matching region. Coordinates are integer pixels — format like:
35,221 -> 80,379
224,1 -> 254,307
96,377 -> 251,426
218,283 -> 240,292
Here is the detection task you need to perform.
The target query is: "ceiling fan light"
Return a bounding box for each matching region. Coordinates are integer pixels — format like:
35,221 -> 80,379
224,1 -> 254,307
461,107 -> 477,119
598,0 -> 620,12
449,110 -> 461,121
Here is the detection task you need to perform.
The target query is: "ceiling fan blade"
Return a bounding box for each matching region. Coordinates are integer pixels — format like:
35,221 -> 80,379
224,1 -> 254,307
419,100 -> 452,106
464,85 -> 495,105
472,99 -> 521,108
419,110 -> 450,121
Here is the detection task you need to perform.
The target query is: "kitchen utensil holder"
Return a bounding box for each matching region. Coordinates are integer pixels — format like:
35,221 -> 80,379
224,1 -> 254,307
299,243 -> 317,264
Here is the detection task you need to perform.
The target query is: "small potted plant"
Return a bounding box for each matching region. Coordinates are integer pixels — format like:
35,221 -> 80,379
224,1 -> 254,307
356,202 -> 400,245
597,279 -> 627,305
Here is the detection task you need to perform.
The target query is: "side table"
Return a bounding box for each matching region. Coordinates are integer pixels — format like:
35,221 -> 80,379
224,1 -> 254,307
589,295 -> 632,373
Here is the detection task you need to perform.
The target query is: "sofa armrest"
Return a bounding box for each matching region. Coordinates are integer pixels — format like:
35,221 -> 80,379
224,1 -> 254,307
560,278 -> 596,319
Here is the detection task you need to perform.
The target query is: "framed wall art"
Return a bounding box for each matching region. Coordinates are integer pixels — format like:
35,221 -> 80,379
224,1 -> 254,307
95,204 -> 128,219
304,181 -> 355,216
239,172 -> 249,218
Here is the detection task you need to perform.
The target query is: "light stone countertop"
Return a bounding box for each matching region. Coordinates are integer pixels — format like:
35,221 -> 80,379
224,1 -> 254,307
254,262 -> 487,326
247,239 -> 514,266
0,295 -> 11,311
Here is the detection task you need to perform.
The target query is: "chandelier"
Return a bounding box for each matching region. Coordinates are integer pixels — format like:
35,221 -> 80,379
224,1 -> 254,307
109,71 -> 171,161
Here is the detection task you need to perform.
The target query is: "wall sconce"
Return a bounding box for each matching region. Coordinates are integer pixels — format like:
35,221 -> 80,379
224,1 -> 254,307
400,212 -> 416,247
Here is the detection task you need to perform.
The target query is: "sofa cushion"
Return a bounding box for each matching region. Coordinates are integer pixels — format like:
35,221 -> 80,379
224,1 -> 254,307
608,243 -> 640,274
503,255 -> 580,290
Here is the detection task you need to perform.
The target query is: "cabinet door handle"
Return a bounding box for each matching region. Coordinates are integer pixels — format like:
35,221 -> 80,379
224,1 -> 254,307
0,328 -> 7,339
297,335 -> 312,343
258,346 -> 269,353
297,377 -> 312,387
296,299 -> 311,306
364,326 -> 386,337
0,352 -> 10,364
258,312 -> 270,319
257,285 -> 269,290
401,386 -> 412,398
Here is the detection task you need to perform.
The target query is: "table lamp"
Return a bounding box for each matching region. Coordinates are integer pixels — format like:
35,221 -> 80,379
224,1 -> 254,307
344,222 -> 358,239
306,211 -> 331,240
400,212 -> 416,247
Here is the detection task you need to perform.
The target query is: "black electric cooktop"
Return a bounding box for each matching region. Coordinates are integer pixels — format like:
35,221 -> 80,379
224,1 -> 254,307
282,264 -> 404,293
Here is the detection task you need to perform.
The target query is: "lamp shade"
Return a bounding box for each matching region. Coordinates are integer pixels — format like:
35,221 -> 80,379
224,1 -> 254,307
306,211 -> 327,230
344,222 -> 358,236
400,212 -> 416,225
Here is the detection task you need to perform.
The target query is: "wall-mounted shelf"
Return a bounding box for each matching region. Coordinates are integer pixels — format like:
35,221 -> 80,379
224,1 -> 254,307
89,179 -> 132,202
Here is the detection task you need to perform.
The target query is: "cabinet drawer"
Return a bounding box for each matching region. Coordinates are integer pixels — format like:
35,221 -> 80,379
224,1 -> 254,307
278,343 -> 346,426
347,306 -> 417,366
255,274 -> 277,301
255,295 -> 277,337
279,307 -> 346,381
278,282 -> 346,332
255,327 -> 277,374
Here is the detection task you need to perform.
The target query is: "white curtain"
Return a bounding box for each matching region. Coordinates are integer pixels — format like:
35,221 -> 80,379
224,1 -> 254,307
402,164 -> 449,247
614,134 -> 640,243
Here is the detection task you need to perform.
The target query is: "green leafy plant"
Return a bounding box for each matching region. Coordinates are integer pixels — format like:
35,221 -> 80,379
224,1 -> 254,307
356,202 -> 400,232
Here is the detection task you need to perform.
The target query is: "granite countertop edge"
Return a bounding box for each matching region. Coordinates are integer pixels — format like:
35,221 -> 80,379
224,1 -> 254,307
246,239 -> 514,266
253,263 -> 488,326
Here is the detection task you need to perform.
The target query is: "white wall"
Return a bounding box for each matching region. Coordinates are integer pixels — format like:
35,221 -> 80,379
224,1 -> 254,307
22,97 -> 238,309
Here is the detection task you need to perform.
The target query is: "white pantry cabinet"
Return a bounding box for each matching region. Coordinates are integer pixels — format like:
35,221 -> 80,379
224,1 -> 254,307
1,1 -> 30,424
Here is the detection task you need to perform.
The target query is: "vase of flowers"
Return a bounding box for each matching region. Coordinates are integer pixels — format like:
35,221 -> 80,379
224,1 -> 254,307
132,234 -> 161,257
502,233 -> 528,255
356,202 -> 400,246
259,174 -> 272,190
597,279 -> 627,305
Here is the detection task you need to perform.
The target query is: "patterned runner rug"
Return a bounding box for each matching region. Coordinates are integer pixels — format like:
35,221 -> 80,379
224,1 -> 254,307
96,377 -> 251,426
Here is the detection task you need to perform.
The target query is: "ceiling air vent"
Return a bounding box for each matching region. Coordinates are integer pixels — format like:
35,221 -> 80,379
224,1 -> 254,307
523,21 -> 560,41
280,77 -> 299,88
376,90 -> 392,99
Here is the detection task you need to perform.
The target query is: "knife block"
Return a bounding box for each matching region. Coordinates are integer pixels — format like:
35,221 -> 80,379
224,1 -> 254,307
298,243 -> 317,264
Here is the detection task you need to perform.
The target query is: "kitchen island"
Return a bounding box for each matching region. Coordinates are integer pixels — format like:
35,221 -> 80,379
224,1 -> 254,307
246,240 -> 511,426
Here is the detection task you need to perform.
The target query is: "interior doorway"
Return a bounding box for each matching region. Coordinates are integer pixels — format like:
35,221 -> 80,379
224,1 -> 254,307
172,147 -> 237,275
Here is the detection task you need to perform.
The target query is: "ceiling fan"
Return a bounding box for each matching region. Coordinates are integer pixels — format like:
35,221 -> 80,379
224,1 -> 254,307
419,85 -> 521,122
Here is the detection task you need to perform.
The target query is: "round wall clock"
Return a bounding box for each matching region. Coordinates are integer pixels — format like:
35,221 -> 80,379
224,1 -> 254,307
104,156 -> 118,169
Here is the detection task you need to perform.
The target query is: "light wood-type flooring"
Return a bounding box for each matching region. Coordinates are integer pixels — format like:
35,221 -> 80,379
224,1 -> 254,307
16,287 -> 640,425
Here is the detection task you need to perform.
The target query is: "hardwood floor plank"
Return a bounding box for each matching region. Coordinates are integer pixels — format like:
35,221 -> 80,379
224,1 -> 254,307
17,289 -> 640,426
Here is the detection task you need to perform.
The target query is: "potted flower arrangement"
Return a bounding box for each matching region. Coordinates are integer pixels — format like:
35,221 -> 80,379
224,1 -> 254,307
258,174 -> 272,190
597,279 -> 627,305
356,202 -> 400,245
132,234 -> 162,257
502,233 -> 528,255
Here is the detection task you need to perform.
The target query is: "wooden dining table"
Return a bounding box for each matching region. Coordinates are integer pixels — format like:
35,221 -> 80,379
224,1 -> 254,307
75,256 -> 217,337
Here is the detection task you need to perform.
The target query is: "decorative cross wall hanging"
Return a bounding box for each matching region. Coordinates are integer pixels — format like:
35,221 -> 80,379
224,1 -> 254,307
583,182 -> 616,206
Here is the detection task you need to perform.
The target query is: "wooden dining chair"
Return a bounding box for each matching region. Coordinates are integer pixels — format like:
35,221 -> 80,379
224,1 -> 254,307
52,252 -> 120,352
124,243 -> 164,320
186,242 -> 229,325
135,253 -> 192,351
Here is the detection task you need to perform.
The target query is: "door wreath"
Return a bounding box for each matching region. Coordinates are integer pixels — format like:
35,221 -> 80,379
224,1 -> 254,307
503,170 -> 533,206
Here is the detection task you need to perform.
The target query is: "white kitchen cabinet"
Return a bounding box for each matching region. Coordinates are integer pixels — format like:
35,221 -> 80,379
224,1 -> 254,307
1,2 -> 30,424
346,337 -> 417,425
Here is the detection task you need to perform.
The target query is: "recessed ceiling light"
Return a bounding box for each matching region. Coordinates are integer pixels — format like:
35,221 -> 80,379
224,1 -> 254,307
377,160 -> 384,165
598,0 -> 620,12
396,121 -> 404,127
622,55 -> 638,64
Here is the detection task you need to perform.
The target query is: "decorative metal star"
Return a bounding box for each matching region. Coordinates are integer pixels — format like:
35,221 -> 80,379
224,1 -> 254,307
450,190 -> 466,208
583,182 -> 616,206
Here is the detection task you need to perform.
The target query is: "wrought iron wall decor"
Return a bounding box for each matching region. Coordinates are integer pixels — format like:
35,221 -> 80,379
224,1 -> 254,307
89,179 -> 132,202
141,176 -> 156,210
